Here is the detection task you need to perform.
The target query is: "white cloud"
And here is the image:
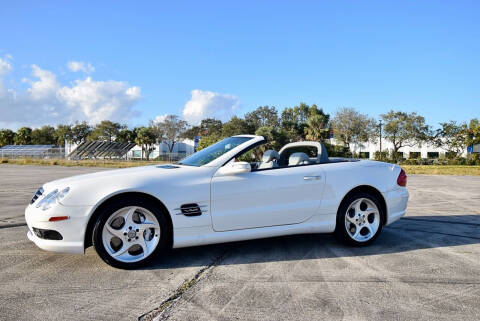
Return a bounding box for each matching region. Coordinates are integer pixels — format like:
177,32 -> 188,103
182,89 -> 240,125
0,56 -> 12,76
67,61 -> 95,73
0,60 -> 141,128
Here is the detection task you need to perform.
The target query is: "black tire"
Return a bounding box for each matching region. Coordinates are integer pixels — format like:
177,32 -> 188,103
92,196 -> 171,269
334,192 -> 384,246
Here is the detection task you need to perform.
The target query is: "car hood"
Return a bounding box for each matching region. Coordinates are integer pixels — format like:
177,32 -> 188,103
44,165 -> 161,189
42,164 -> 216,206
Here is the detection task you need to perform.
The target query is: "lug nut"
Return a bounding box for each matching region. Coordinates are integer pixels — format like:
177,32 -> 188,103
123,232 -> 127,236
135,236 -> 138,239
129,226 -> 132,230
136,229 -> 139,232
128,238 -> 131,242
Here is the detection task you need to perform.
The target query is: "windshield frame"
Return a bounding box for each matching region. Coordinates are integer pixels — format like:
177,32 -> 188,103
177,136 -> 260,167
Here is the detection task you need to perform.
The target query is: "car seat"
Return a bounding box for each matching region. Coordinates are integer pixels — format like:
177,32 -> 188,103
258,150 -> 280,169
288,152 -> 310,166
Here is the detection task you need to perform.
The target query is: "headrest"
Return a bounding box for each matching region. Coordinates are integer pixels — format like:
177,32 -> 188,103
288,152 -> 310,166
262,150 -> 280,163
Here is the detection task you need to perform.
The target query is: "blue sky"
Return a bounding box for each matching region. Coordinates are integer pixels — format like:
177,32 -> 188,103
0,0 -> 478,129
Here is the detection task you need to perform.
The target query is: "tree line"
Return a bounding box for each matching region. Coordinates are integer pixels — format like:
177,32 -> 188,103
1,103 -> 479,162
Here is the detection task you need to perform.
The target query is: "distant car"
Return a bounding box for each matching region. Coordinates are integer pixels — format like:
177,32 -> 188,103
26,135 -> 409,268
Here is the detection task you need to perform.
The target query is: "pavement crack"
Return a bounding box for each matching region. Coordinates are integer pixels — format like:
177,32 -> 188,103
138,248 -> 230,321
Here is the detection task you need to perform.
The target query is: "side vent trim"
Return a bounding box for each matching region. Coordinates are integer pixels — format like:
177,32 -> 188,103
174,203 -> 206,216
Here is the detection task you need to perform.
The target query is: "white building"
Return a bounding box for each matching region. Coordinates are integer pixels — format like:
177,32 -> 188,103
342,139 -> 467,160
127,139 -> 195,160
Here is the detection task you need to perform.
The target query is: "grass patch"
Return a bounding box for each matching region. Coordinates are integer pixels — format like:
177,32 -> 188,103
1,158 -> 480,175
0,158 -> 169,168
401,165 -> 480,176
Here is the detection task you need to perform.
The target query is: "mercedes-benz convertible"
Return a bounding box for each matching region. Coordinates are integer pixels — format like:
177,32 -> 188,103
26,135 -> 409,268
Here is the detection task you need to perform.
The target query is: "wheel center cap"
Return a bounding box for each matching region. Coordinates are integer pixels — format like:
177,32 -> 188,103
127,230 -> 136,239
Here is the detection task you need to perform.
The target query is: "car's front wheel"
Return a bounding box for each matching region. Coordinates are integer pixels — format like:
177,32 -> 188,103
92,197 -> 170,269
335,192 -> 384,246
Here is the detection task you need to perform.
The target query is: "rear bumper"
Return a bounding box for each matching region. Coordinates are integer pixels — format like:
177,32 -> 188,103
384,187 -> 409,225
25,203 -> 93,254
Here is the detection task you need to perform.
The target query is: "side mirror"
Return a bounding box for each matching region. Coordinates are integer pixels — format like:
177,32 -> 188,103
217,161 -> 251,176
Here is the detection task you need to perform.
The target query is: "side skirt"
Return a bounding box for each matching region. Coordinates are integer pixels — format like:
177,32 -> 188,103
172,213 -> 336,249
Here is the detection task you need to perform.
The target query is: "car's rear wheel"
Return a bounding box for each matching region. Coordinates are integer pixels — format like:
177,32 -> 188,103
335,192 -> 384,246
92,197 -> 170,269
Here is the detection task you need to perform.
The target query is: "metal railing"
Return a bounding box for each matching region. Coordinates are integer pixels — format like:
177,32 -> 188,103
129,151 -> 192,162
0,147 -> 66,159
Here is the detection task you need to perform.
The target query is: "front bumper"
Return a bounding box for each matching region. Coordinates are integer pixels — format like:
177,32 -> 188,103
25,203 -> 93,254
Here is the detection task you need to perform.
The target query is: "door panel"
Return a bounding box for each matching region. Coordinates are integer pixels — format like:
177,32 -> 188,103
211,165 -> 325,231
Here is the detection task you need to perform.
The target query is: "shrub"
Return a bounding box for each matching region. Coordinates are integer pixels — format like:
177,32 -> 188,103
324,143 -> 352,157
374,151 -> 389,162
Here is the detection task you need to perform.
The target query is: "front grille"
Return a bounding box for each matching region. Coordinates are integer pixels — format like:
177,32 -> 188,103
32,227 -> 63,240
30,187 -> 44,204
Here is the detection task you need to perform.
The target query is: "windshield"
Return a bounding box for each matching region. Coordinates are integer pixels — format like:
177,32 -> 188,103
178,136 -> 253,166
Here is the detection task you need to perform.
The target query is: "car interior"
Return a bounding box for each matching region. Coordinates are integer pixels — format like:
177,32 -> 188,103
241,141 -> 357,171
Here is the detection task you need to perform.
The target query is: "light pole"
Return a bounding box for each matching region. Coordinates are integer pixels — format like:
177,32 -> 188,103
378,120 -> 383,153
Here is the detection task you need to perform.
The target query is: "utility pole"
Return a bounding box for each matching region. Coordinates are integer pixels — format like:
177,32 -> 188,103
378,120 -> 383,153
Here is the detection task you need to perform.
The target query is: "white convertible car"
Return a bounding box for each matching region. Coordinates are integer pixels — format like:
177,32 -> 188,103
26,135 -> 409,268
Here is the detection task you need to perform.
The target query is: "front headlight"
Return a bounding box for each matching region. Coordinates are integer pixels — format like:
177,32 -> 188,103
36,187 -> 70,211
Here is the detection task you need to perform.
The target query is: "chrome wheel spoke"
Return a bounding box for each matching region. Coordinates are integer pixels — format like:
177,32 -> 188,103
105,223 -> 124,238
123,207 -> 137,226
352,226 -> 361,239
137,236 -> 149,256
346,214 -> 357,224
112,243 -> 130,258
363,223 -> 374,236
353,199 -> 363,212
139,221 -> 158,231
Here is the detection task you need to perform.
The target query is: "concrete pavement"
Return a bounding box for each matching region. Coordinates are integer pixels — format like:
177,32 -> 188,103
0,165 -> 479,321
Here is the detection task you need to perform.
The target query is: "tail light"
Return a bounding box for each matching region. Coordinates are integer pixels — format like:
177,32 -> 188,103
397,168 -> 407,187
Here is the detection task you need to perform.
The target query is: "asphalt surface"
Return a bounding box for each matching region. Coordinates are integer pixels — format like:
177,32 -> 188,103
0,164 -> 479,321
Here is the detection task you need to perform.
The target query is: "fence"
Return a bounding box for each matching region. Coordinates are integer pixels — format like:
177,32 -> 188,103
128,151 -> 192,162
0,147 -> 66,159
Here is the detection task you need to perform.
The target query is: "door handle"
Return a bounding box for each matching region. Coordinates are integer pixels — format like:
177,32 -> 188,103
304,175 -> 322,180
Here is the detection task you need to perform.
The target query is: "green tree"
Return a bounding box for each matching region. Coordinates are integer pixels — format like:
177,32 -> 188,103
245,106 -> 279,132
432,121 -> 468,158
200,118 -> 223,136
181,126 -> 201,140
14,127 -> 32,145
466,118 -> 480,162
196,134 -> 222,151
466,118 -> 480,146
281,103 -> 325,141
304,106 -> 330,142
0,129 -> 15,147
152,115 -> 188,152
31,126 -> 56,145
222,116 -> 249,137
89,121 -> 122,142
331,107 -> 376,147
182,118 -> 222,140
381,110 -> 429,162
255,126 -> 288,151
71,122 -> 92,144
135,127 -> 157,160
116,128 -> 137,143
54,124 -> 73,147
